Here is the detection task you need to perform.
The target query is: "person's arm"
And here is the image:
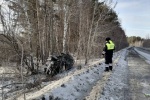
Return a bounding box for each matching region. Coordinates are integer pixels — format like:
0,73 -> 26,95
103,44 -> 107,51
102,44 -> 107,55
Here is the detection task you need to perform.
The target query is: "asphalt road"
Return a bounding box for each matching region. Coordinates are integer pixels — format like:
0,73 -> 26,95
128,47 -> 150,100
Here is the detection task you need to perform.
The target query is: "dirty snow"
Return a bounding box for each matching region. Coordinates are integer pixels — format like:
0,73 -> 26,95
6,47 -> 150,100
16,49 -> 125,100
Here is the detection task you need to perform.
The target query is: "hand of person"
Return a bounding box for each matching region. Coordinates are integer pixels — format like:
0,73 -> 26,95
102,51 -> 105,55
101,51 -> 105,57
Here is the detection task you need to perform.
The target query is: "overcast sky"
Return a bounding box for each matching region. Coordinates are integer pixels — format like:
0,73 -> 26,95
114,0 -> 150,38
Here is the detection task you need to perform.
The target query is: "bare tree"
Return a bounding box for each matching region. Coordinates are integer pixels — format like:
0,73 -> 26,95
0,0 -> 128,72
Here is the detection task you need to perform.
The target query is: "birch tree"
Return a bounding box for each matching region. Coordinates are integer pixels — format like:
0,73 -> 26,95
0,0 -> 129,70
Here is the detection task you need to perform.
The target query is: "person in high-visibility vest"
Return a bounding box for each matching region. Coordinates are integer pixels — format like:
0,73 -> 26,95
102,37 -> 115,72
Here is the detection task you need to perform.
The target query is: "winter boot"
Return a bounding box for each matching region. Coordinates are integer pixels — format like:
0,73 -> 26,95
104,67 -> 109,72
109,66 -> 113,71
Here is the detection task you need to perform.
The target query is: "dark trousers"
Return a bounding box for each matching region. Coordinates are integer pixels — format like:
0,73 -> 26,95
105,54 -> 113,64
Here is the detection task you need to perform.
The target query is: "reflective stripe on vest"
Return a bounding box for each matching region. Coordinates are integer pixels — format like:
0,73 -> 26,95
106,40 -> 115,50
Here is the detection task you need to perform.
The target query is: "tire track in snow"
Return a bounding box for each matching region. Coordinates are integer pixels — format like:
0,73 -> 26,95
85,55 -> 120,100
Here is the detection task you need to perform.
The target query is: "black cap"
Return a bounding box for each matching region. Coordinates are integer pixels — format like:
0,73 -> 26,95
105,37 -> 111,41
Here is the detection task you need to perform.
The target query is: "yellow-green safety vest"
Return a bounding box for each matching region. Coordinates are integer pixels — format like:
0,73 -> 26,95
106,40 -> 115,50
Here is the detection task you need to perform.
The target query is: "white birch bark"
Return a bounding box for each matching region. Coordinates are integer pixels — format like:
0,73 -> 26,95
63,0 -> 69,53
85,0 -> 98,64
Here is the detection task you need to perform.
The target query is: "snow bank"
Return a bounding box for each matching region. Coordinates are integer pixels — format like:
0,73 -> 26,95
134,48 -> 150,60
134,48 -> 150,64
99,49 -> 129,100
15,49 -> 125,100
36,51 -> 124,100
41,64 -> 105,100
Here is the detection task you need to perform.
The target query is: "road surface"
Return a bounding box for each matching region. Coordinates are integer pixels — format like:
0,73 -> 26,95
128,48 -> 150,100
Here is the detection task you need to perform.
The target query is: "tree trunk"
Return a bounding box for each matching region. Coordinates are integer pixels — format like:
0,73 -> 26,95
63,0 -> 69,53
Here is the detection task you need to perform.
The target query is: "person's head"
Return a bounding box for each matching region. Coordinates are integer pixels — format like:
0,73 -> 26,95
105,37 -> 111,41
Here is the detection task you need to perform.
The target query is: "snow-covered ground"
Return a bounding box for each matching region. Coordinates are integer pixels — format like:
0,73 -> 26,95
15,49 -> 127,100
2,47 -> 150,100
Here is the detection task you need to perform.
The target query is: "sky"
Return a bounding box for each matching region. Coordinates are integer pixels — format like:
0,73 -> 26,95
113,0 -> 150,38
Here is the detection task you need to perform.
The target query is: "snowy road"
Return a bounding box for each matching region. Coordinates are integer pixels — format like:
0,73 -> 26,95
128,48 -> 150,100
6,47 -> 150,100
